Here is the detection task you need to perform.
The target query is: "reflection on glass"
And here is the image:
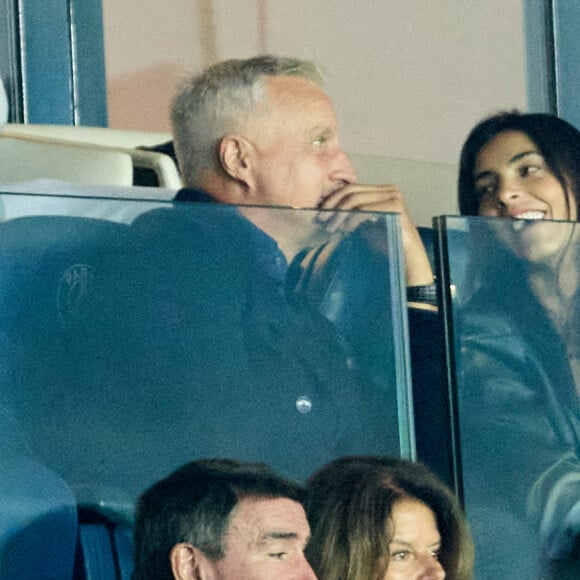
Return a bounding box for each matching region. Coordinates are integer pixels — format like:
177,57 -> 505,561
437,215 -> 580,579
0,193 -> 412,526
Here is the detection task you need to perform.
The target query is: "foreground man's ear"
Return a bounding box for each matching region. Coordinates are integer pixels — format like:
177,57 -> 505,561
170,543 -> 215,580
219,134 -> 253,190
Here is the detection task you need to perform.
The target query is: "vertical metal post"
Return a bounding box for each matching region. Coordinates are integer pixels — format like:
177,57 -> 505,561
524,0 -> 557,114
1,0 -> 107,125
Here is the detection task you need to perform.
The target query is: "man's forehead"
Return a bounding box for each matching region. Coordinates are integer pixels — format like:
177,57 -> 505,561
265,74 -> 322,92
264,75 -> 334,112
227,496 -> 309,540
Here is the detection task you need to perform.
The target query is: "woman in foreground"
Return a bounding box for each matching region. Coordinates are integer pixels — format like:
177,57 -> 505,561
305,456 -> 473,580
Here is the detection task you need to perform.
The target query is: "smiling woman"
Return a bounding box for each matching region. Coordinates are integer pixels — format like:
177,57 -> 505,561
473,132 -> 576,221
472,129 -> 578,264
453,111 -> 580,577
457,112 -> 580,329
457,111 -> 580,369
458,111 -> 580,221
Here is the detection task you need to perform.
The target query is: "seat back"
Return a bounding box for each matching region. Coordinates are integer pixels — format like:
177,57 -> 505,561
0,136 -> 133,186
0,413 -> 78,579
0,215 -> 129,329
76,509 -> 133,580
0,126 -> 181,188
0,214 -> 133,579
0,202 -> 415,578
1,123 -> 171,148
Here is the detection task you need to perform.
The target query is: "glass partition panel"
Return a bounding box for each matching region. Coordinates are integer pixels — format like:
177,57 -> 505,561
0,191 -> 413,524
435,215 -> 580,579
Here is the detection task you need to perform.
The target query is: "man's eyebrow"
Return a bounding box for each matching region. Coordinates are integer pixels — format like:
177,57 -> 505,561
260,531 -> 299,542
309,126 -> 333,137
258,531 -> 312,548
474,150 -> 540,182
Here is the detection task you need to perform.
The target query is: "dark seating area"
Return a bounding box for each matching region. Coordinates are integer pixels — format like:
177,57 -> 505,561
0,197 -> 577,578
0,199 -> 416,578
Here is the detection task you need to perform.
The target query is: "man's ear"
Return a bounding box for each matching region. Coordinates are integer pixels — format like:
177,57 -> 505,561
218,134 -> 253,188
170,543 -> 214,580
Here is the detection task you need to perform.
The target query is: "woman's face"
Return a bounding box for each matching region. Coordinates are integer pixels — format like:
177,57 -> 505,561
384,499 -> 445,580
473,130 -> 577,261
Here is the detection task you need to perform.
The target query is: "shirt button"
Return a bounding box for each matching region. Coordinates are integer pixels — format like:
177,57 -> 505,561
346,357 -> 355,369
295,396 -> 312,414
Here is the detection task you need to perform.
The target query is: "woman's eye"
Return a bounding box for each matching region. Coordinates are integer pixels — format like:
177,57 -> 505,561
430,549 -> 441,560
520,164 -> 541,177
475,183 -> 496,199
391,550 -> 411,561
269,552 -> 286,560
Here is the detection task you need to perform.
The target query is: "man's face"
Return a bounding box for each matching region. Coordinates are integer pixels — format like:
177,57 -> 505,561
244,75 -> 357,209
209,496 -> 316,580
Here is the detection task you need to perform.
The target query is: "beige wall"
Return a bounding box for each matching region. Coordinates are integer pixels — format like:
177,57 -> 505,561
102,0 -> 527,220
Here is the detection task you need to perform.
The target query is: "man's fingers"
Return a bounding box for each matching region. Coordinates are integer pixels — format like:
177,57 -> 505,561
315,183 -> 414,234
319,184 -> 406,213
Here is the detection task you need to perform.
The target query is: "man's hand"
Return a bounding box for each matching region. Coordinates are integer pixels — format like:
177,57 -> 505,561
316,184 -> 435,289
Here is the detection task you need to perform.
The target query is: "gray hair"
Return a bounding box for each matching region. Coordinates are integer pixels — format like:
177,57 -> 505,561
171,55 -> 323,187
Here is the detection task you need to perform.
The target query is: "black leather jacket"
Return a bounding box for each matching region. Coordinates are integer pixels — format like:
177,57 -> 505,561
456,302 -> 580,574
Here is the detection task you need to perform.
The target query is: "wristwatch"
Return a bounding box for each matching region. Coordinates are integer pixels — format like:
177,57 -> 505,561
406,283 -> 438,306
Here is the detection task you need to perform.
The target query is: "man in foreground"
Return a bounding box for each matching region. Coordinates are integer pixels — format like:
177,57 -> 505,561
131,458 -> 316,580
86,56 -> 410,492
171,54 -> 433,288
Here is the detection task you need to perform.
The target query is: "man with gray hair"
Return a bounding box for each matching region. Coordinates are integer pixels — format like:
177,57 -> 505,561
171,55 -> 433,286
105,56 -> 409,492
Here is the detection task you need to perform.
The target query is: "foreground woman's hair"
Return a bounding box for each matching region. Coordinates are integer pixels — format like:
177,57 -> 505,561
305,456 -> 474,580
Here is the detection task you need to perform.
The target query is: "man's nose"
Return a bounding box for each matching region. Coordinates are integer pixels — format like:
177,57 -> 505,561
331,147 -> 357,185
297,555 -> 318,579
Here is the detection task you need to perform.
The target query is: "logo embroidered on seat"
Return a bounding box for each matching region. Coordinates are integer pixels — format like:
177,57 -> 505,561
57,264 -> 94,332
